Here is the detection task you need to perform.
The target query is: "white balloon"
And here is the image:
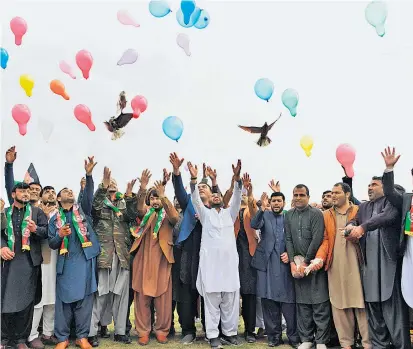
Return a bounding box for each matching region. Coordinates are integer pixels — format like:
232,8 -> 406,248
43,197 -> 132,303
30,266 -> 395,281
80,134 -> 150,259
117,49 -> 139,66
176,33 -> 191,57
38,118 -> 54,142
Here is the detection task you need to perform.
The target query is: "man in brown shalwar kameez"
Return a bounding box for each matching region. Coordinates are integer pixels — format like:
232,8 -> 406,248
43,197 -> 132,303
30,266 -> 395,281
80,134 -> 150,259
126,169 -> 178,346
311,183 -> 371,349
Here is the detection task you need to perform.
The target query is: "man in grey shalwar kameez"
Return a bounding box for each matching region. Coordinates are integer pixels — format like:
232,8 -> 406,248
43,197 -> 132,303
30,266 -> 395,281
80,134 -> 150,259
251,191 -> 300,348
285,184 -> 330,349
345,176 -> 411,349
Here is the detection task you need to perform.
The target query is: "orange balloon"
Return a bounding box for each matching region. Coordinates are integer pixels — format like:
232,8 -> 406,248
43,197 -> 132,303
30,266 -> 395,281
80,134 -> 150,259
50,79 -> 70,100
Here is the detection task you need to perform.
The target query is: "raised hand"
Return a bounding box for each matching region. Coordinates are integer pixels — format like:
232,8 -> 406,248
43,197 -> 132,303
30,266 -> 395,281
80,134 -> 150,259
203,163 -> 207,179
126,179 -> 137,196
268,179 -> 280,193
102,167 -> 111,189
242,173 -> 251,189
139,169 -> 152,190
162,168 -> 171,185
187,162 -> 198,179
153,180 -> 166,197
169,152 -> 184,175
205,166 -> 217,181
5,146 -> 17,164
232,159 -> 242,181
84,156 -> 97,175
260,192 -> 269,207
381,146 -> 401,169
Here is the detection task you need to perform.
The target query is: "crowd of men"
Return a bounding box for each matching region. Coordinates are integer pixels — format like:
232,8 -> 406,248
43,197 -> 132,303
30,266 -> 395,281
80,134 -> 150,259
1,145 -> 412,349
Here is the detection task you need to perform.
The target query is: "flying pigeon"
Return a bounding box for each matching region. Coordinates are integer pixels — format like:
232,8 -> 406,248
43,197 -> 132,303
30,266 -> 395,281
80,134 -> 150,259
104,91 -> 134,140
238,113 -> 282,147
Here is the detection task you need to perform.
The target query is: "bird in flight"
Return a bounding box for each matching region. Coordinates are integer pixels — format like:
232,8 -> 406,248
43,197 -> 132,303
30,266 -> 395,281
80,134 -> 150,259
104,91 -> 134,140
238,113 -> 282,147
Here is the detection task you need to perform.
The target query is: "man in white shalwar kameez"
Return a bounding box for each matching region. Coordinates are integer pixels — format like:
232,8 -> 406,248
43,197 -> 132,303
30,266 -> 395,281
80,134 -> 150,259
188,160 -> 243,349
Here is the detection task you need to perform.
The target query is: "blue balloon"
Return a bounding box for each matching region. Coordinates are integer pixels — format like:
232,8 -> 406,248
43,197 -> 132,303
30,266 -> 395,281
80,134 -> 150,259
254,78 -> 274,102
176,7 -> 201,28
162,116 -> 184,142
149,0 -> 171,18
194,9 -> 210,29
0,48 -> 9,69
181,0 -> 196,25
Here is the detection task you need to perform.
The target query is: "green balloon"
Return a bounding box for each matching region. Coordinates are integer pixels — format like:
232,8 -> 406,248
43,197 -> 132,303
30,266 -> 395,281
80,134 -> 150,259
281,88 -> 299,117
365,1 -> 387,37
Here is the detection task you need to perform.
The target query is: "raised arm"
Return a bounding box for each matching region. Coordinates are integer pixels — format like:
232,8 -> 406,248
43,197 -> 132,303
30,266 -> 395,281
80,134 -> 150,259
81,157 -> 97,216
154,178 -> 180,226
304,209 -> 325,265
250,208 -> 265,230
136,169 -> 152,219
188,162 -> 208,222
229,180 -> 242,222
4,147 -> 17,205
223,178 -> 234,208
381,147 -> 404,210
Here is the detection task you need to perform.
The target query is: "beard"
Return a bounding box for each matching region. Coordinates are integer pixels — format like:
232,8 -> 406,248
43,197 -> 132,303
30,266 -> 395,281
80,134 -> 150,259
211,202 -> 223,209
16,197 -> 30,205
61,198 -> 75,205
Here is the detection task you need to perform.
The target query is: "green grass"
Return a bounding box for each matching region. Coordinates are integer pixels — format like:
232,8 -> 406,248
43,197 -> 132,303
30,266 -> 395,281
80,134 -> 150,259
100,308 -> 293,349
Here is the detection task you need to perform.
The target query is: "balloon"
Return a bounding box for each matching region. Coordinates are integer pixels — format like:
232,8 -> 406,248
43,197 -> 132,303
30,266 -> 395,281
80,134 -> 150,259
19,74 -> 34,97
365,1 -> 387,37
194,9 -> 210,29
300,135 -> 313,157
282,88 -> 299,117
76,50 -> 93,79
1,48 -> 9,69
74,104 -> 96,131
59,61 -> 76,79
11,104 -> 31,136
176,33 -> 191,56
131,95 -> 148,118
254,78 -> 274,102
117,10 -> 140,27
181,0 -> 196,25
176,7 -> 201,28
149,0 -> 171,18
10,17 -> 27,46
336,144 -> 356,178
50,79 -> 70,100
162,116 -> 184,142
117,49 -> 138,66
38,118 -> 54,142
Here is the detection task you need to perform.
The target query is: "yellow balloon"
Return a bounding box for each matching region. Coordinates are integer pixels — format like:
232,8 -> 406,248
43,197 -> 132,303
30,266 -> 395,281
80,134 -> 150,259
20,74 -> 34,97
300,135 -> 313,157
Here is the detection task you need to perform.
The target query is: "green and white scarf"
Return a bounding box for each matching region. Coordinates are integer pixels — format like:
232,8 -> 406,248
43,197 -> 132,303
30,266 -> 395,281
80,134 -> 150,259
6,204 -> 32,252
104,192 -> 124,217
132,208 -> 166,239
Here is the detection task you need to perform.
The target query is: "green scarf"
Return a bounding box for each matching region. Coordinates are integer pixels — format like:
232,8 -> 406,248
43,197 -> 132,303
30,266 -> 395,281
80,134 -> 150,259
6,204 -> 32,252
104,192 -> 124,217
132,208 -> 165,239
56,205 -> 92,255
404,196 -> 413,237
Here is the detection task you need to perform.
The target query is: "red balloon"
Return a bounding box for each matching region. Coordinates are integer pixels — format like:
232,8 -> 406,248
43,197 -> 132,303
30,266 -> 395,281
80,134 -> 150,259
10,17 -> 27,46
131,95 -> 147,117
336,144 -> 356,178
74,104 -> 95,131
76,50 -> 93,79
12,104 -> 31,136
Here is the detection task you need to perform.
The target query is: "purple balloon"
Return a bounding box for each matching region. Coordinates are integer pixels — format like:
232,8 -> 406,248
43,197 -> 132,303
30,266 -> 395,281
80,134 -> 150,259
117,49 -> 138,66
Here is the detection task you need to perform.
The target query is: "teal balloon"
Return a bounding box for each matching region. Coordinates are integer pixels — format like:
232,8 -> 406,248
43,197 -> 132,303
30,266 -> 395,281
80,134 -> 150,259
162,116 -> 184,142
281,88 -> 299,117
176,7 -> 201,28
1,48 -> 9,69
149,0 -> 171,18
181,0 -> 196,25
254,78 -> 274,102
194,9 -> 210,29
365,1 -> 387,37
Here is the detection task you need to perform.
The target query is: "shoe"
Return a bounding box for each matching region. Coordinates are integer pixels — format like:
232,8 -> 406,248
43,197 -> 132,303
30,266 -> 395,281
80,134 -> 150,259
41,335 -> 59,345
87,336 -> 99,348
28,338 -> 45,349
138,336 -> 149,346
54,340 -> 69,349
220,335 -> 239,346
210,337 -> 222,349
156,335 -> 168,344
268,339 -> 284,347
289,342 -> 301,349
181,334 -> 196,345
245,332 -> 256,343
316,345 -> 327,349
76,338 -> 92,349
298,343 -> 313,349
114,335 -> 132,344
99,326 -> 110,339
256,328 -> 267,339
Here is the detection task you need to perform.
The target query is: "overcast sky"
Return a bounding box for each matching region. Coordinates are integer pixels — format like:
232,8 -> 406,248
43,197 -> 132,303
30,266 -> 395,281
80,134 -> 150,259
1,0 -> 412,206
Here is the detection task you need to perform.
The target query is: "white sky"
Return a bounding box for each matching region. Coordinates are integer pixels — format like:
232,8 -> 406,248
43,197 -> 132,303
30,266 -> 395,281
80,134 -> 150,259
1,0 -> 413,206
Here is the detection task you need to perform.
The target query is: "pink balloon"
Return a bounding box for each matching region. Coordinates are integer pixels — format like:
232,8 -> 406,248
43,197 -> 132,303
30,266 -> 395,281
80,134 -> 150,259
59,60 -> 76,79
12,104 -> 31,136
76,50 -> 93,79
74,104 -> 96,131
10,17 -> 27,46
336,143 -> 356,178
131,95 -> 148,118
117,10 -> 140,27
